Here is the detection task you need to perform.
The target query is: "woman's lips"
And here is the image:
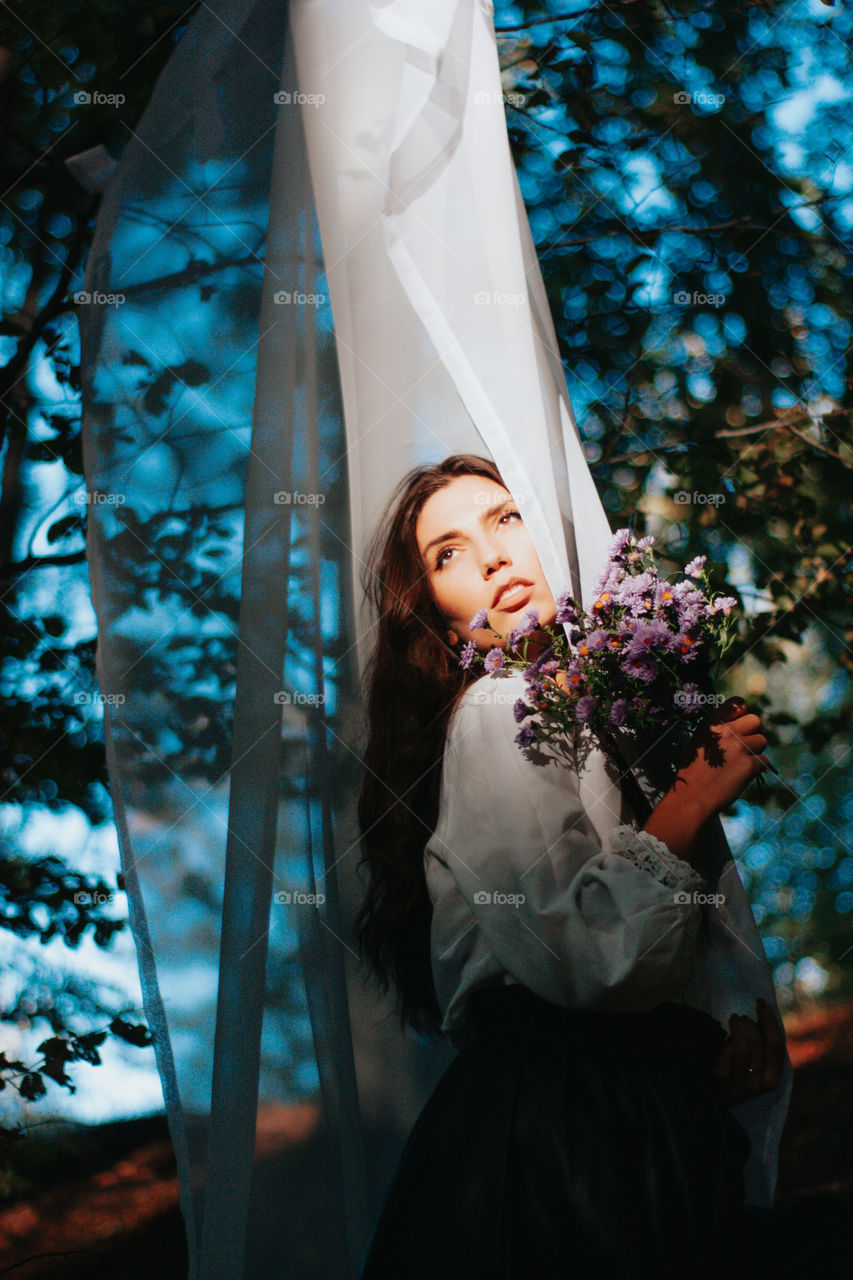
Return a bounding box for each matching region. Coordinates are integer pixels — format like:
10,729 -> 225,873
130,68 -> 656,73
492,582 -> 533,611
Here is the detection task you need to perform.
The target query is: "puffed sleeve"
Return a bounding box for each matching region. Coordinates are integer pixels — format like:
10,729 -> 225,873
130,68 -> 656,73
425,679 -> 709,1013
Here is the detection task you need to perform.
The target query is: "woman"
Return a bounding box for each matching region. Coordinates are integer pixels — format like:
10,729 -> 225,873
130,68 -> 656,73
353,452 -> 791,1278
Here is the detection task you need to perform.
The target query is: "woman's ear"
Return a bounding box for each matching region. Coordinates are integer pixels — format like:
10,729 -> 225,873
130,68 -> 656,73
447,627 -> 459,646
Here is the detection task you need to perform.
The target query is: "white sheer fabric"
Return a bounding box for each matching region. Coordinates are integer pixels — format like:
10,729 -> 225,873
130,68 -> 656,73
426,670 -> 709,1042
72,1 -> 792,1276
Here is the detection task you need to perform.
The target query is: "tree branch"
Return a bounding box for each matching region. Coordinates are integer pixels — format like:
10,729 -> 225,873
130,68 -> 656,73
715,407 -> 852,462
0,548 -> 88,580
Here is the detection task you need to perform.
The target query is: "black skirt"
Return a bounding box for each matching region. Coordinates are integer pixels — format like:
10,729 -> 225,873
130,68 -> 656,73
357,983 -> 839,1280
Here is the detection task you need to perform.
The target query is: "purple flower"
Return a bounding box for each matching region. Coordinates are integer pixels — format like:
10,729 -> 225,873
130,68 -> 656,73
469,608 -> 488,631
673,632 -> 700,661
655,580 -> 677,608
616,572 -> 657,613
671,580 -> 705,629
676,682 -> 700,711
508,608 -> 540,648
555,592 -> 579,625
576,695 -> 597,723
672,579 -> 704,603
484,647 -> 505,672
609,698 -> 628,727
592,563 -> 622,597
626,618 -> 672,658
623,654 -> 658,682
608,529 -> 633,561
637,535 -> 655,550
523,646 -> 556,675
563,659 -> 586,691
577,628 -> 609,656
515,723 -> 537,748
704,595 -> 737,617
677,606 -> 704,632
458,640 -> 477,669
684,555 -> 707,577
513,697 -> 534,723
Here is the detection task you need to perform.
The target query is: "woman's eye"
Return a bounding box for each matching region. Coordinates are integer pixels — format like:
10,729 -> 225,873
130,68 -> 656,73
434,511 -> 521,570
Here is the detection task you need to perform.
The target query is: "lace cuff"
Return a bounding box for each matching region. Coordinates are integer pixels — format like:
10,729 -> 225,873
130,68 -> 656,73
606,824 -> 707,894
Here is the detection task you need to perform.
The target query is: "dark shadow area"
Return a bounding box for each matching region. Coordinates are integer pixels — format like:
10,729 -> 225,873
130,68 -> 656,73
2,1000 -> 852,1277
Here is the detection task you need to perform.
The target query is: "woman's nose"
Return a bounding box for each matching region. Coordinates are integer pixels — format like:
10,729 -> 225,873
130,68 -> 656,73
483,551 -> 509,575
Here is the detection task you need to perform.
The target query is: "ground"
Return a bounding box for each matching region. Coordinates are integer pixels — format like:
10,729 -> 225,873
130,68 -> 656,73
1,1001 -> 851,1277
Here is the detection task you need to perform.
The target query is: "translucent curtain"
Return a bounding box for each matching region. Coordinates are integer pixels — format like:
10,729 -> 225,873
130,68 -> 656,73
76,1 -> 791,1276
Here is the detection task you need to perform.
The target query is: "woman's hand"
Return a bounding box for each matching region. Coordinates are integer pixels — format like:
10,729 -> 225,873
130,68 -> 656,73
713,998 -> 786,1105
670,696 -> 770,821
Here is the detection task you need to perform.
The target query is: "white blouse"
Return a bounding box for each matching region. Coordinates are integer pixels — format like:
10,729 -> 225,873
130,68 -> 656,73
423,669 -> 794,1213
424,669 -> 711,1044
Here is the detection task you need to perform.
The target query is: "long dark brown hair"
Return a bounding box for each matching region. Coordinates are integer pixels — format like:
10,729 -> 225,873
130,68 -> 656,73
353,453 -> 507,1039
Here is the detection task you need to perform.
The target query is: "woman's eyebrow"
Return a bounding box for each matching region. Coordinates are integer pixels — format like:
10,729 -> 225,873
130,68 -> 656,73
421,499 -> 514,558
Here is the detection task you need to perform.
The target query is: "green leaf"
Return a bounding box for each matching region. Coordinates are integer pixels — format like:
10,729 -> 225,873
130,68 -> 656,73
19,1073 -> 47,1102
109,1017 -> 152,1047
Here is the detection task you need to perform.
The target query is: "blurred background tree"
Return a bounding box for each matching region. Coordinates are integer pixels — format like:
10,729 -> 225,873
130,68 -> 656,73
0,0 -> 851,1182
493,0 -> 853,1004
0,0 -> 200,1184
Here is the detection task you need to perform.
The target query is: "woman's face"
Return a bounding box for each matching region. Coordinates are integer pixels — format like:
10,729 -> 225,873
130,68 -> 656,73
415,474 -> 557,650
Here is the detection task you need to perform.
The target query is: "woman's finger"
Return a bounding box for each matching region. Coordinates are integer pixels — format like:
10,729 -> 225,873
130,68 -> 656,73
727,714 -> 763,737
740,735 -> 768,759
713,696 -> 748,723
728,1013 -> 765,1099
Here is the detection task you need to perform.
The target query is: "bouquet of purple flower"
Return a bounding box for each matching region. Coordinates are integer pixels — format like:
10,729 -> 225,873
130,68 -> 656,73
457,529 -> 746,813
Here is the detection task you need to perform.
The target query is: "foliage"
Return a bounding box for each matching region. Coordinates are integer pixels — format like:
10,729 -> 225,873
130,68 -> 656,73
0,0 -> 195,1158
494,1 -> 852,661
0,0 -> 852,1158
493,0 -> 853,997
